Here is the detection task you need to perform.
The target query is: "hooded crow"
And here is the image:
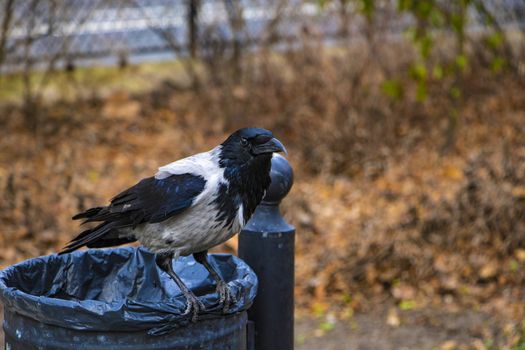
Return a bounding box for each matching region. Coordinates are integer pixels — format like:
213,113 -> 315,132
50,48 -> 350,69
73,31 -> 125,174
60,127 -> 286,321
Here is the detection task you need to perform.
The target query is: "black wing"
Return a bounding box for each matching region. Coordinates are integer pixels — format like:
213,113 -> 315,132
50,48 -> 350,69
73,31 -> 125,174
60,174 -> 206,254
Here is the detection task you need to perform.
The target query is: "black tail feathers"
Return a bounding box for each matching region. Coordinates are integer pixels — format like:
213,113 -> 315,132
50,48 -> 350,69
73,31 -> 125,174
61,205 -> 138,255
59,222 -> 116,255
72,207 -> 104,220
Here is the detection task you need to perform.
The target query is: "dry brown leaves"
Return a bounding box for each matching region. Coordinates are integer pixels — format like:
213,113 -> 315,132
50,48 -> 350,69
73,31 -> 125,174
1,56 -> 525,349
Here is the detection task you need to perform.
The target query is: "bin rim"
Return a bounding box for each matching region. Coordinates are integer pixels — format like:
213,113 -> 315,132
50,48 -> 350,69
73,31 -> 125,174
0,247 -> 258,335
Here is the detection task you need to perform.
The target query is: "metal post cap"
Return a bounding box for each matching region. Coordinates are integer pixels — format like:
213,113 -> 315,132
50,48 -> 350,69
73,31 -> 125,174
262,154 -> 294,205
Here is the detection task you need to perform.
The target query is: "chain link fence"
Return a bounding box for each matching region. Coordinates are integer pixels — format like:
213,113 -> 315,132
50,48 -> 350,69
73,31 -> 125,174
1,0 -> 524,71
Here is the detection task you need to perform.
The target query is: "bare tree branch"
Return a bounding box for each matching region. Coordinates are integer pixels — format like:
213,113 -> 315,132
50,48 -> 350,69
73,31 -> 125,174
0,0 -> 15,76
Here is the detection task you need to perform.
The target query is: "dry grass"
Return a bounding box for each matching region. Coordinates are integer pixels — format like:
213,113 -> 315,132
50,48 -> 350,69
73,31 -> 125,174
1,39 -> 525,347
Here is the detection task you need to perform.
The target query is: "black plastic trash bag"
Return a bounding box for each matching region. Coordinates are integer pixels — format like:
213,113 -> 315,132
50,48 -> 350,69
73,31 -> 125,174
0,247 -> 257,335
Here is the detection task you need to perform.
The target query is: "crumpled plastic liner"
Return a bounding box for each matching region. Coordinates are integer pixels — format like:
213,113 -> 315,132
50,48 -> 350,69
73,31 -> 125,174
0,247 -> 257,335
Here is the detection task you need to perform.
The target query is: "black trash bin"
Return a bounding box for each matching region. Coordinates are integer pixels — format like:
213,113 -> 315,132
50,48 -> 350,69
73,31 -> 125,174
0,247 -> 257,350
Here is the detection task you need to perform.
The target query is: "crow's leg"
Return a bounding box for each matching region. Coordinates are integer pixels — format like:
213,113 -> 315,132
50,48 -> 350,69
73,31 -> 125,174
156,252 -> 205,322
193,250 -> 237,312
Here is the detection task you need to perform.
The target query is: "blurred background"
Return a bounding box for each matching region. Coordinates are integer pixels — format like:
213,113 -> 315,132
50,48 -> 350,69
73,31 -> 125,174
1,0 -> 525,348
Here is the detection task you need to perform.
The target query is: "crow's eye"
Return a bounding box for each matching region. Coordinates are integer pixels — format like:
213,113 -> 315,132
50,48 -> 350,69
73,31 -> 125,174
240,138 -> 249,147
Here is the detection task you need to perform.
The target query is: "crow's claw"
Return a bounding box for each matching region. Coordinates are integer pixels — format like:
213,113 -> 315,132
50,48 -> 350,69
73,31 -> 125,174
183,294 -> 205,322
216,280 -> 237,313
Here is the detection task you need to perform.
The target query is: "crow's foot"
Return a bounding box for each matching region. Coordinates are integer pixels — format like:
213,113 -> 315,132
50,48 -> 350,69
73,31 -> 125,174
182,293 -> 206,322
216,280 -> 237,313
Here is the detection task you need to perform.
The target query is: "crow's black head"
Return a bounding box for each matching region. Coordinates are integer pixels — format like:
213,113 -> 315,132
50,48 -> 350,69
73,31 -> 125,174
219,127 -> 286,168
218,127 -> 287,223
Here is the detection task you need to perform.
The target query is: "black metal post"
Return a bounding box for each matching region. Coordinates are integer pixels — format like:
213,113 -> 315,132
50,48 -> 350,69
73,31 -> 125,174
239,155 -> 295,350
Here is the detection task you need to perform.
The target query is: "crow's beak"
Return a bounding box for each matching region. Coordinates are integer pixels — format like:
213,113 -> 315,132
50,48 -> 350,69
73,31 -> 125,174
253,137 -> 288,155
